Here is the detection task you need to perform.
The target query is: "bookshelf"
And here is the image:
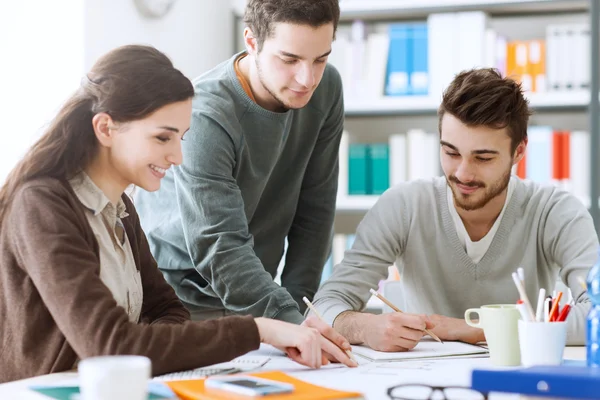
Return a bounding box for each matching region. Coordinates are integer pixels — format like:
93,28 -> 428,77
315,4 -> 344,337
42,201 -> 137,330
335,0 -> 600,236
337,0 -> 588,21
345,90 -> 591,116
232,0 -> 588,20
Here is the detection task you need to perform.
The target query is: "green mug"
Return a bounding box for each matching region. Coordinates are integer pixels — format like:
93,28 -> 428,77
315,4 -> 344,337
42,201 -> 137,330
465,304 -> 521,366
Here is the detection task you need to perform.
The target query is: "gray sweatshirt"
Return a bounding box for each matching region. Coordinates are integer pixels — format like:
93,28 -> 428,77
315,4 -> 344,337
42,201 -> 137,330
313,177 -> 597,344
135,52 -> 344,324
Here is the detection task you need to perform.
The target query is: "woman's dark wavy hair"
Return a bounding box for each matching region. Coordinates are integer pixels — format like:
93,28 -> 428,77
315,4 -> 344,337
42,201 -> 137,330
0,44 -> 194,221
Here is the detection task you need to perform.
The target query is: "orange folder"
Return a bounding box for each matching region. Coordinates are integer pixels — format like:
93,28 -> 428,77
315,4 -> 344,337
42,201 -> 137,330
166,371 -> 363,400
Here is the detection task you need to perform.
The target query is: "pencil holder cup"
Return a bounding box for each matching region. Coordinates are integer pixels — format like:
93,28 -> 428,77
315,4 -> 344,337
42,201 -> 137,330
518,320 -> 567,367
465,304 -> 521,366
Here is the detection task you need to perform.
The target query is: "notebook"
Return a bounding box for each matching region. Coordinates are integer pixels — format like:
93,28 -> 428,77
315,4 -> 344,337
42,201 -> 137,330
154,356 -> 271,381
471,365 -> 600,399
166,371 -> 364,400
351,339 -> 488,362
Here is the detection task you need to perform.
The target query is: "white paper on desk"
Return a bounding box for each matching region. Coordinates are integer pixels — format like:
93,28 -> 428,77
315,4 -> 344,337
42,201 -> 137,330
154,355 -> 272,381
351,339 -> 488,362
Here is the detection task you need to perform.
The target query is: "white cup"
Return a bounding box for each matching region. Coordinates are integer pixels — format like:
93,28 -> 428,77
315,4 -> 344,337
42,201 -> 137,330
518,320 -> 567,367
78,355 -> 151,400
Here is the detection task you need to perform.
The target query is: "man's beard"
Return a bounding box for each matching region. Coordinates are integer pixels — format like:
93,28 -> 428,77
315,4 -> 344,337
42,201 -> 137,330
256,59 -> 304,111
447,165 -> 512,211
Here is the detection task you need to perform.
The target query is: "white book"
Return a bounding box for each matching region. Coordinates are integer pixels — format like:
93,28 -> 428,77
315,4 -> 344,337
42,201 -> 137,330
428,13 -> 457,101
495,34 -> 507,77
364,32 -> 390,99
352,339 -> 488,362
456,11 -> 488,71
570,130 -> 590,204
337,131 -> 349,199
573,23 -> 591,90
389,133 -> 407,186
329,33 -> 350,93
332,234 -> 347,267
407,130 -> 440,180
425,132 -> 441,178
348,20 -> 367,98
407,129 -> 426,181
484,28 -> 497,69
559,25 -> 575,90
545,24 -> 561,91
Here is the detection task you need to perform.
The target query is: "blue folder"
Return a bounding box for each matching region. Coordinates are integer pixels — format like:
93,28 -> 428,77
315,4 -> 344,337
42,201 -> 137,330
471,364 -> 600,399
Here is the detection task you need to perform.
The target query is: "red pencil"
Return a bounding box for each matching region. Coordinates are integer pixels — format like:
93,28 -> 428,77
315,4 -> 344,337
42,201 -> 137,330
557,301 -> 573,322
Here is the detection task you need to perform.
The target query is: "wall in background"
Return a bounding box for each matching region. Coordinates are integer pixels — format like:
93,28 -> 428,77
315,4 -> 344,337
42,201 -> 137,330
84,0 -> 233,79
0,0 -> 234,183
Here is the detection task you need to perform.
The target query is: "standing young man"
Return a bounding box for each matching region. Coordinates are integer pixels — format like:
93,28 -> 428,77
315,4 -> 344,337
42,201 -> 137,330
136,0 -> 344,325
312,68 -> 597,349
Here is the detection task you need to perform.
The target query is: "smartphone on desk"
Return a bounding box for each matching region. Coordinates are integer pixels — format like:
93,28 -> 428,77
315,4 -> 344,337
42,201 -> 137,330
205,375 -> 294,397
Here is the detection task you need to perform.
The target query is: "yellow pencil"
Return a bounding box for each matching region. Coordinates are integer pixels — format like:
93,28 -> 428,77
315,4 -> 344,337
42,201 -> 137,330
369,288 -> 444,344
302,297 -> 358,364
578,277 -> 587,291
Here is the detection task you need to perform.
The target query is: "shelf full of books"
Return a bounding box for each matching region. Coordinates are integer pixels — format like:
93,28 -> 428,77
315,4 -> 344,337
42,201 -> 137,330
233,1 -> 588,21
337,0 -> 587,21
330,11 -> 590,116
336,127 -> 592,213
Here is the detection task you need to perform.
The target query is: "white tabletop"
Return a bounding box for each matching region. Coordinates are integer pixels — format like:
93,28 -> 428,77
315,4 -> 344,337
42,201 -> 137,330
0,346 -> 586,400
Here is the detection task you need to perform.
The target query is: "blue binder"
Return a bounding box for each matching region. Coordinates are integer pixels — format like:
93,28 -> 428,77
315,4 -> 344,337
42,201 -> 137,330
471,365 -> 600,399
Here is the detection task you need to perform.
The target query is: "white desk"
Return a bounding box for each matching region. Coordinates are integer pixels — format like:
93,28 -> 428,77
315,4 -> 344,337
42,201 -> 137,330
0,346 -> 586,400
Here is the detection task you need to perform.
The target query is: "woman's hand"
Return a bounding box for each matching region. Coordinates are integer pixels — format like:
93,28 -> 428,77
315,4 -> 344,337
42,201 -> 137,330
254,317 -> 357,369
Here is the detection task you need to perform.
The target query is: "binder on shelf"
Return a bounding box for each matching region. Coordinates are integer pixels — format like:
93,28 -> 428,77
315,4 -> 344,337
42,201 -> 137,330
545,24 -> 562,91
348,143 -> 369,195
528,40 -> 546,93
385,24 -> 411,96
364,32 -> 390,98
348,20 -> 367,98
573,23 -> 591,90
368,143 -> 390,195
427,13 -> 456,100
471,365 -> 600,399
570,130 -> 590,203
526,126 -> 553,185
389,133 -> 407,186
337,132 -> 349,199
456,11 -> 487,72
410,23 -> 428,96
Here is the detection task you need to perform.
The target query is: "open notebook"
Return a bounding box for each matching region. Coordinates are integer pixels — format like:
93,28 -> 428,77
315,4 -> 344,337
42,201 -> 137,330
154,355 -> 271,381
352,339 -> 488,362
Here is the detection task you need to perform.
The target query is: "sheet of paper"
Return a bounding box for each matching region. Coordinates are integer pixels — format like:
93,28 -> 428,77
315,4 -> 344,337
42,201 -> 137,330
351,339 -> 488,362
154,355 -> 272,381
289,357 -> 516,400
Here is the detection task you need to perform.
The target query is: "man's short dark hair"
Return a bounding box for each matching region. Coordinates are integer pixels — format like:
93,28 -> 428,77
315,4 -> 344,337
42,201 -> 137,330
244,0 -> 340,52
439,68 -> 532,153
